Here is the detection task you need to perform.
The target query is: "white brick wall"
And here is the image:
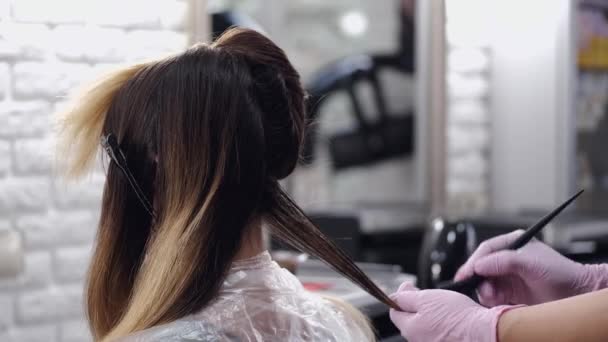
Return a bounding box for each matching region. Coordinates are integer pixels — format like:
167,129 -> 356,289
60,320 -> 90,342
444,60 -> 492,213
2,323 -> 57,342
0,178 -> 50,213
0,140 -> 9,176
0,0 -> 189,340
17,252 -> 53,290
444,11 -> 492,214
0,102 -> 51,138
0,23 -> 52,61
17,211 -> 97,249
0,295 -> 13,331
14,137 -> 52,174
0,63 -> 8,98
53,247 -> 91,283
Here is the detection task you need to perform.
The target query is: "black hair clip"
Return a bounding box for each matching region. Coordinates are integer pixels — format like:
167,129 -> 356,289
101,133 -> 156,219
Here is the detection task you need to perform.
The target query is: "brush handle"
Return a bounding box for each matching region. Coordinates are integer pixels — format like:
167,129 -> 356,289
436,274 -> 482,293
435,189 -> 584,295
507,189 -> 584,250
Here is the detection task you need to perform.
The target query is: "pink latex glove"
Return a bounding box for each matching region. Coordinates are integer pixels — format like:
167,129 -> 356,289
455,230 -> 608,306
389,283 -> 515,342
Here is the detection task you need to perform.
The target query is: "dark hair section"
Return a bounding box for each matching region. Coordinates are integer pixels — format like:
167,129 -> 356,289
87,27 -> 397,339
215,27 -> 399,309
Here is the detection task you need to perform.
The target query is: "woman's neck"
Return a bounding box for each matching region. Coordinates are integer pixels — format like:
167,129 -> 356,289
233,221 -> 265,261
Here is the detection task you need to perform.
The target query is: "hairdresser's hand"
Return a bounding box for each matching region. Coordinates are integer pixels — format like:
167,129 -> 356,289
389,283 -> 515,342
455,230 -> 608,306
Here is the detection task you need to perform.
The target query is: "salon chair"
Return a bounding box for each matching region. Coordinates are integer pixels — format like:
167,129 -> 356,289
301,0 -> 415,169
302,54 -> 414,170
300,0 -> 414,169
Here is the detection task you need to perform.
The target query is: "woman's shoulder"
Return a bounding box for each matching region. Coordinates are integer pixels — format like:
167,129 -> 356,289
120,273 -> 371,341
116,319 -> 223,342
119,255 -> 372,341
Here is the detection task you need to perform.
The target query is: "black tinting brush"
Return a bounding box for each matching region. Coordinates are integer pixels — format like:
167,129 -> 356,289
437,189 -> 585,294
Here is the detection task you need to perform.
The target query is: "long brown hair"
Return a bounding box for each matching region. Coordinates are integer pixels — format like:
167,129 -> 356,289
58,28 -> 398,340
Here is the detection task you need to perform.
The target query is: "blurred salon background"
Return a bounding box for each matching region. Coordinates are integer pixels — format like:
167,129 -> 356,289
0,0 -> 607,341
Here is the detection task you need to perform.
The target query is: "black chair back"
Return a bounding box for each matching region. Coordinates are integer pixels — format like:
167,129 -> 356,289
302,54 -> 414,170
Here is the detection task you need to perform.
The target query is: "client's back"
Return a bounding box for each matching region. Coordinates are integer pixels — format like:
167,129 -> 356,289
58,28 -> 376,341
119,252 -> 369,341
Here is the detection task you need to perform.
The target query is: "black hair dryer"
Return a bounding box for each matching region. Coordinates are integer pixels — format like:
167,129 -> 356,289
417,218 -> 477,290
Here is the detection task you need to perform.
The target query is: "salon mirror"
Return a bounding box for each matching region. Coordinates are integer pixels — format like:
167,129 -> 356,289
210,0 -> 426,246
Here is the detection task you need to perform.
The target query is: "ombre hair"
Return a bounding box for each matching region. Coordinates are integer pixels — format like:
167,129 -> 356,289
58,28 -> 397,341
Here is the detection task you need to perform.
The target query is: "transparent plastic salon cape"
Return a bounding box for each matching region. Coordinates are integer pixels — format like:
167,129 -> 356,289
120,251 -> 370,341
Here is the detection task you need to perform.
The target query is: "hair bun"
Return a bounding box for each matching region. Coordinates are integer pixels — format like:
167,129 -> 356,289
250,63 -> 304,180
213,28 -> 307,180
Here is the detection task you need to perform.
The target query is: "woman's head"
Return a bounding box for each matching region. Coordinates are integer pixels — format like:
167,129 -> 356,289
59,28 -> 396,340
